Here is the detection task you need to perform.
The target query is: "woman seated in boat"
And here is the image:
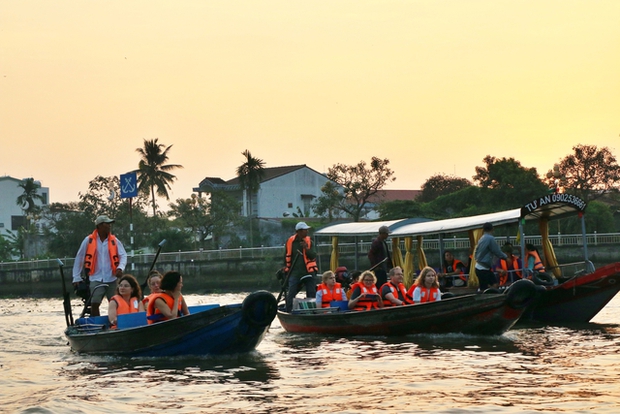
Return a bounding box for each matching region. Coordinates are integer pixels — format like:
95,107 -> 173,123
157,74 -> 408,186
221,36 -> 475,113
407,267 -> 441,304
316,270 -> 347,308
494,243 -> 523,286
108,274 -> 145,328
348,270 -> 383,310
142,270 -> 162,307
146,271 -> 190,324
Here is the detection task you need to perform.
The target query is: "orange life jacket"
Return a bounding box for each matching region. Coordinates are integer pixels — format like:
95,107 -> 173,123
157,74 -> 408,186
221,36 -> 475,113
111,294 -> 141,315
525,250 -> 545,273
380,281 -> 413,307
317,282 -> 344,308
443,259 -> 467,284
284,235 -> 318,274
498,256 -> 522,285
83,230 -> 120,276
408,285 -> 441,303
146,292 -> 183,324
350,282 -> 380,311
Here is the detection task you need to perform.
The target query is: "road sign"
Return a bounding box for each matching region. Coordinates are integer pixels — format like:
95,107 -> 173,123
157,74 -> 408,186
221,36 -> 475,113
120,172 -> 138,199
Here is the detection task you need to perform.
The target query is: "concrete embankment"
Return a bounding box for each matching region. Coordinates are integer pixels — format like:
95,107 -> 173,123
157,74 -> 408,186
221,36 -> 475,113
2,245 -> 619,298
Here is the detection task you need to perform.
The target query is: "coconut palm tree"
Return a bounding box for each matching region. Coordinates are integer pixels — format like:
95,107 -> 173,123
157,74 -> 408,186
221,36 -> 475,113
16,178 -> 44,217
135,138 -> 183,216
236,150 -> 265,247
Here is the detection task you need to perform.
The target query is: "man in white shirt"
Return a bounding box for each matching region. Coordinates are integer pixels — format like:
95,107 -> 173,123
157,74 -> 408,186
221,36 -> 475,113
72,215 -> 127,316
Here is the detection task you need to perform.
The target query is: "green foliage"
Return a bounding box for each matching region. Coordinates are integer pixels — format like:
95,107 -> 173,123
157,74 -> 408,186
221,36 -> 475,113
554,201 -> 615,234
150,228 -> 194,252
418,174 -> 472,203
0,232 -> 18,261
135,138 -> 183,216
16,178 -> 45,216
236,150 -> 266,247
314,157 -> 396,222
376,199 -> 427,220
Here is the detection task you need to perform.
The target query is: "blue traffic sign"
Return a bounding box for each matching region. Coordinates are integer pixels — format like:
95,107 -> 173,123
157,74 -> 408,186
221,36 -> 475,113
120,172 -> 138,199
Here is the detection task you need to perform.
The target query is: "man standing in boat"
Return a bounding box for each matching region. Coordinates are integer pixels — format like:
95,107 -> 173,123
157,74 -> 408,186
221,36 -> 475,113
368,225 -> 393,288
72,215 -> 127,316
284,222 -> 318,312
474,222 -> 507,291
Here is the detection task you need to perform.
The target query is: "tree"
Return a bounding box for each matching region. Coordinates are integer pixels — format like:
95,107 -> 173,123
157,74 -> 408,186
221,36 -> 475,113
473,156 -> 547,209
236,150 -> 265,247
16,177 -> 45,218
549,144 -> 620,201
312,181 -> 343,221
136,138 -> 183,216
418,174 -> 472,203
315,157 -> 396,222
0,232 -> 18,261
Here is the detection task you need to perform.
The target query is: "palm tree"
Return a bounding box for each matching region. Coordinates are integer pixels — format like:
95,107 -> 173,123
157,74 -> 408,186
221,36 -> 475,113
16,178 -> 44,217
236,150 -> 265,247
135,138 -> 183,216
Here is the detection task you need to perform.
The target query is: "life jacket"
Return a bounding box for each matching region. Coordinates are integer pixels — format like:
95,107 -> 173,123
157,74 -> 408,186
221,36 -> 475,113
380,281 -> 413,307
443,259 -> 467,285
350,282 -> 380,311
146,292 -> 183,324
83,230 -> 120,276
525,250 -> 545,273
284,235 -> 318,274
111,294 -> 141,315
498,256 -> 522,285
408,286 -> 441,303
317,282 -> 344,308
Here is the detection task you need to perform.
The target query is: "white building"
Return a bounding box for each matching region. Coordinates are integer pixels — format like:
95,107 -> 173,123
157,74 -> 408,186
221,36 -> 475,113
194,164 -> 333,219
0,176 -> 49,237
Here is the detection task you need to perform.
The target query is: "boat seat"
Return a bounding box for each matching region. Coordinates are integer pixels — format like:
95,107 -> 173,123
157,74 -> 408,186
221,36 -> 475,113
291,307 -> 341,315
117,311 -> 147,329
74,315 -> 110,333
188,304 -> 220,314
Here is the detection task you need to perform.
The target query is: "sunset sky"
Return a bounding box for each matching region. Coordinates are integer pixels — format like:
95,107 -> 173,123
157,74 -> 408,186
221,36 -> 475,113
1,1 -> 619,207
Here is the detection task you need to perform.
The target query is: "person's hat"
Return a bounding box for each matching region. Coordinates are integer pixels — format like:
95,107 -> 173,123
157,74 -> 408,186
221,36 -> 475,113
295,222 -> 311,231
379,225 -> 391,234
95,215 -> 115,225
482,222 -> 493,232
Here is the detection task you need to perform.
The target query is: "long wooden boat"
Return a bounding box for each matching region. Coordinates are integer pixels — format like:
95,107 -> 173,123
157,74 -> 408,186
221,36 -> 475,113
65,291 -> 277,357
277,279 -> 537,336
316,194 -> 620,325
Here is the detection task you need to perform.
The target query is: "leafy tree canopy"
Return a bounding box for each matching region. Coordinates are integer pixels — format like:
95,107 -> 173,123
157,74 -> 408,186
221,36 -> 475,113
418,174 -> 472,203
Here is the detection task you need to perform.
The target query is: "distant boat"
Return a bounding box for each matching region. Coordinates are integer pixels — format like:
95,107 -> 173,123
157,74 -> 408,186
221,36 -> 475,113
64,291 -> 277,357
277,279 -> 537,336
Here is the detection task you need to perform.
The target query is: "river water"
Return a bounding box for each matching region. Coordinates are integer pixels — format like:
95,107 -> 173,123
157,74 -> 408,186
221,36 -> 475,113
1,292 -> 619,414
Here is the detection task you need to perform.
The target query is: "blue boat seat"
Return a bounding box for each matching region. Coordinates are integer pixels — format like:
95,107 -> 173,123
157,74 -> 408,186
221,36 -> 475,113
188,304 -> 220,314
117,311 -> 148,329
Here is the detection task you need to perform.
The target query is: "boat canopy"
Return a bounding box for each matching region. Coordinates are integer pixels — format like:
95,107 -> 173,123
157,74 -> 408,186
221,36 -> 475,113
315,218 -> 430,237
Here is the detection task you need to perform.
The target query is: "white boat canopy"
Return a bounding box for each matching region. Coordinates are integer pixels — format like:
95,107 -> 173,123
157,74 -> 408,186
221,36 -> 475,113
315,218 -> 431,237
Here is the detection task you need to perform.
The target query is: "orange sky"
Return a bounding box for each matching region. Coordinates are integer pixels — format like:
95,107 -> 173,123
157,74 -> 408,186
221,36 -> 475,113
1,1 -> 619,207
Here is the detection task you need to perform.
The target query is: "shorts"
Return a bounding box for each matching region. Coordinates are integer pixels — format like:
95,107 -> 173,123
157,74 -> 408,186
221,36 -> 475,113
476,269 -> 498,291
89,279 -> 117,304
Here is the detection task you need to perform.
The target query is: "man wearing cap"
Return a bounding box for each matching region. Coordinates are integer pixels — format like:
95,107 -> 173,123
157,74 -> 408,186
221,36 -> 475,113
72,215 -> 127,316
368,225 -> 393,288
283,222 -> 318,312
474,222 -> 507,291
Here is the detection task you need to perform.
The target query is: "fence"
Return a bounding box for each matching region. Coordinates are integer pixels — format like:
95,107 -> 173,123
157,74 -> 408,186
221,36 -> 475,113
1,232 -> 619,273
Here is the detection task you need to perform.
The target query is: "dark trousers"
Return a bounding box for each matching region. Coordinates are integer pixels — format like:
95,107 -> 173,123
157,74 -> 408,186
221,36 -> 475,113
374,268 -> 388,290
285,274 -> 316,312
476,269 -> 498,291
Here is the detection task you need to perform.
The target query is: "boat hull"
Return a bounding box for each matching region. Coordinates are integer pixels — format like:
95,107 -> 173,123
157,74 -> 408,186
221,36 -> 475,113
65,291 -> 277,357
278,280 -> 537,336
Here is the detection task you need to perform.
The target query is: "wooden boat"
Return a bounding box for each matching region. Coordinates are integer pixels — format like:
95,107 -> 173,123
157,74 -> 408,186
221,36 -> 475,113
277,279 -> 538,336
316,194 -> 620,325
64,291 -> 278,357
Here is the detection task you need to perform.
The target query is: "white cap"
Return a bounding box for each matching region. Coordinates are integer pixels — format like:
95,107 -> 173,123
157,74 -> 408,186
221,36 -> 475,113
95,215 -> 115,225
295,222 -> 311,231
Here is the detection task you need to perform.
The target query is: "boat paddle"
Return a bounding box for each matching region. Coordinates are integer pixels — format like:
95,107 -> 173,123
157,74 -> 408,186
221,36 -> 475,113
275,250 -> 302,304
367,257 -> 388,273
57,259 -> 74,327
140,239 -> 167,293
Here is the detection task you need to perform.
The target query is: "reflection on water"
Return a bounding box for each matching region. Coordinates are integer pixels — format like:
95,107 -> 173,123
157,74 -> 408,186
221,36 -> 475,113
1,294 -> 619,413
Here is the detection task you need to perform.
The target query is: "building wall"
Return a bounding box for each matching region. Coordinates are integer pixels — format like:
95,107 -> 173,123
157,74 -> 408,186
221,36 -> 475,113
257,167 -> 330,219
0,176 -> 50,237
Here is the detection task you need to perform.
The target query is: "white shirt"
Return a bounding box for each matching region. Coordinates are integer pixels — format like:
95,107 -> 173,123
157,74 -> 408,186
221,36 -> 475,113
72,233 -> 127,283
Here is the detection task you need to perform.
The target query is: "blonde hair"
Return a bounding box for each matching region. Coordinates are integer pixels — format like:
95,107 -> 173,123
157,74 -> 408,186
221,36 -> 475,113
360,270 -> 377,284
321,270 -> 335,283
413,266 -> 439,288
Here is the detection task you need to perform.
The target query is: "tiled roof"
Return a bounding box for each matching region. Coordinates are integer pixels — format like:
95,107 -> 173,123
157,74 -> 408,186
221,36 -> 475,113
367,189 -> 422,203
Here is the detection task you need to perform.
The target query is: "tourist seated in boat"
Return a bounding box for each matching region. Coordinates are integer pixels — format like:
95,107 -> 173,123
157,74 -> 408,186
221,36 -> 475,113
346,270 -> 362,299
316,270 -> 347,308
494,244 -> 523,286
348,270 -> 384,310
524,244 -> 545,276
108,274 -> 145,328
438,251 -> 468,288
407,266 -> 441,304
380,266 -> 413,307
146,271 -> 190,324
142,270 -> 162,307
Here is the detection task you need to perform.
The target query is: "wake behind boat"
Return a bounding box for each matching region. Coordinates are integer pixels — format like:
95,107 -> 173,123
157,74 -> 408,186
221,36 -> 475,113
277,279 -> 537,336
64,291 -> 277,357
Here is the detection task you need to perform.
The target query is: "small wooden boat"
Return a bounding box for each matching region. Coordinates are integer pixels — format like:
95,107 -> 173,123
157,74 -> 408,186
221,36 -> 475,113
65,291 -> 277,357
277,279 -> 537,336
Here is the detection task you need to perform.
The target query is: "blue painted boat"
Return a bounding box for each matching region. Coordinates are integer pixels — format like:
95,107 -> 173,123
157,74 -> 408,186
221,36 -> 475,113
64,291 -> 277,357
